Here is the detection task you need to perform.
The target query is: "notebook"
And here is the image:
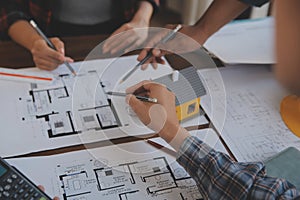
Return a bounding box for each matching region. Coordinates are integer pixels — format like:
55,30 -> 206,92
265,147 -> 300,189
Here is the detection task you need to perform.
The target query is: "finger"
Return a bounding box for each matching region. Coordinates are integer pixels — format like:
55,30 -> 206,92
126,80 -> 152,94
137,49 -> 150,61
65,57 -> 74,63
51,37 -> 65,55
127,94 -> 148,117
140,81 -> 165,91
110,36 -> 137,54
151,62 -> 158,70
54,197 -> 60,200
124,38 -> 144,53
35,55 -> 62,66
108,32 -> 133,51
109,24 -> 129,37
103,29 -> 132,53
38,185 -> 45,191
36,47 -> 65,62
141,57 -> 156,70
146,29 -> 169,49
34,57 -> 60,70
152,48 -> 162,57
154,56 -> 165,65
36,64 -> 57,71
31,46 -> 64,63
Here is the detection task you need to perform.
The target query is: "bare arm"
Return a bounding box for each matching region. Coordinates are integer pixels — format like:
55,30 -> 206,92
8,20 -> 72,70
131,1 -> 154,27
137,0 -> 250,67
275,0 -> 300,95
8,20 -> 42,51
102,1 -> 154,54
194,0 -> 250,44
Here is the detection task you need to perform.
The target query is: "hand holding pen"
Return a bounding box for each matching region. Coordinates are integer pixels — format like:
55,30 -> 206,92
137,24 -> 201,70
125,80 -> 189,150
119,24 -> 182,83
29,20 -> 75,73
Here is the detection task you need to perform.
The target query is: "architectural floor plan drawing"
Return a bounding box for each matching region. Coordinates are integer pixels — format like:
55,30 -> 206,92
0,56 -> 208,157
22,70 -> 120,139
201,65 -> 300,162
57,156 -> 202,200
7,130 -> 223,199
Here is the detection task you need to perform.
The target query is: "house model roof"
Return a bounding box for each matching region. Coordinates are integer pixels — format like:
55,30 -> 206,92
154,66 -> 206,106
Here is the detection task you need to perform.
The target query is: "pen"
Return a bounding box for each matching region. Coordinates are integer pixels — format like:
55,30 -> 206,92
106,91 -> 157,103
145,139 -> 177,157
119,24 -> 183,84
29,20 -> 77,76
0,72 -> 52,82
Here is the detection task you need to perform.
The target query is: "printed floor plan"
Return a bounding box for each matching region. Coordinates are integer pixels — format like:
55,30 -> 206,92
57,156 -> 202,200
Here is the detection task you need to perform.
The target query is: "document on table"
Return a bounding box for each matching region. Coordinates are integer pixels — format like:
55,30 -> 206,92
149,128 -> 228,155
7,131 -> 224,200
200,65 -> 300,162
0,55 -> 207,157
204,17 -> 275,64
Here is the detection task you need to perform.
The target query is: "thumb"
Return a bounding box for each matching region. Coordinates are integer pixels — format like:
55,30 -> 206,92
51,38 -> 65,55
126,94 -> 146,116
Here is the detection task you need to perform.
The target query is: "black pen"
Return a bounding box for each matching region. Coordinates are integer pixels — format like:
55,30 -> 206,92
29,20 -> 77,76
119,24 -> 183,84
106,91 -> 157,103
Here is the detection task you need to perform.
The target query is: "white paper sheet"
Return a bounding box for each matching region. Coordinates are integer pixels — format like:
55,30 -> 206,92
7,139 -> 203,199
0,67 -> 54,84
204,17 -> 275,64
0,55 -> 207,157
149,128 -> 228,155
200,65 -> 300,162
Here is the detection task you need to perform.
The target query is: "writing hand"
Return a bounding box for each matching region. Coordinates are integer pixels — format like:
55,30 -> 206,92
137,24 -> 202,70
102,20 -> 149,55
31,37 -> 73,71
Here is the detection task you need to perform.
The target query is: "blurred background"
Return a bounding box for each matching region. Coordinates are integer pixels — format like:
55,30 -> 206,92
151,0 -> 271,27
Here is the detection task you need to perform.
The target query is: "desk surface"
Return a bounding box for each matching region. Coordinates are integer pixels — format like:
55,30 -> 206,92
0,35 -> 191,70
0,35 -> 108,68
1,35 -> 214,158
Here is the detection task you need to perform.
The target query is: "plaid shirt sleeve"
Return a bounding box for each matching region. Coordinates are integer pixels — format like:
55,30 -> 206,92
177,136 -> 300,199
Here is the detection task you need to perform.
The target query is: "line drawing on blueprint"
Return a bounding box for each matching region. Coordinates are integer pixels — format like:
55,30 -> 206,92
222,89 -> 300,162
56,157 -> 203,200
18,70 -> 121,139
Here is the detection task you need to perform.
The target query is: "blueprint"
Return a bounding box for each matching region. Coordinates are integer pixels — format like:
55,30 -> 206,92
7,129 -> 223,199
0,56 -> 208,157
200,65 -> 300,162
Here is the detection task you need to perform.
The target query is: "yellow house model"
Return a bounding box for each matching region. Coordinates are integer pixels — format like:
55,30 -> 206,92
154,66 -> 206,121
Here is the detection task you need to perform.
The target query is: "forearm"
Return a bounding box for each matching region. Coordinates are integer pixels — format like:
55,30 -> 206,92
159,125 -> 190,152
131,1 -> 154,25
275,0 -> 300,95
8,20 -> 42,51
193,0 -> 249,44
177,136 -> 299,199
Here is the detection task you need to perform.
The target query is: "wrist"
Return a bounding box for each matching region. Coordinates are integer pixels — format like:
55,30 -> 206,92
8,20 -> 43,51
131,1 -> 153,27
159,123 -> 190,151
29,35 -> 43,51
192,23 -> 210,45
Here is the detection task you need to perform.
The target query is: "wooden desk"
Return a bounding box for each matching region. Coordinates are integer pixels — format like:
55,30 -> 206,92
0,35 -> 109,68
1,35 -> 211,158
